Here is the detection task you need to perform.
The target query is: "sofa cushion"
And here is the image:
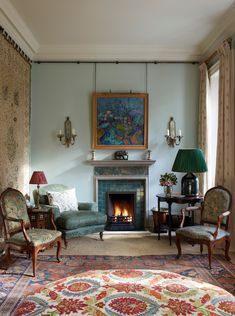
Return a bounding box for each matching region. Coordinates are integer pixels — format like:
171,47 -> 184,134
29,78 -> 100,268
47,188 -> 78,213
56,210 -> 107,230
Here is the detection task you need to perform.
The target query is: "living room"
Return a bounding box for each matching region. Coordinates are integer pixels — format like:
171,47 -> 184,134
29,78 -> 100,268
0,1 -> 235,315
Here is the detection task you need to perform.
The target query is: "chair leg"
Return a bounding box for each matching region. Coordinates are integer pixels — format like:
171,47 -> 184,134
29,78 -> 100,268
200,244 -> 203,254
225,238 -> 231,261
56,239 -> 62,263
175,236 -> 182,259
99,232 -> 104,241
207,243 -> 213,269
32,249 -> 38,277
64,237 -> 68,249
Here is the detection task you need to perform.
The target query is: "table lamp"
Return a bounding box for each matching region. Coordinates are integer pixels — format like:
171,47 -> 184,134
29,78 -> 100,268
29,171 -> 48,208
172,149 -> 207,196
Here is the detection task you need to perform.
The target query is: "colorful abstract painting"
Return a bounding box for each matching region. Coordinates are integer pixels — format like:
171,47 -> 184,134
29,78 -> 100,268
92,93 -> 148,149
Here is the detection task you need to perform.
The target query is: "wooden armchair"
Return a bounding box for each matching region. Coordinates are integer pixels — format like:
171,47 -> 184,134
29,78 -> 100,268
175,186 -> 232,269
0,188 -> 62,276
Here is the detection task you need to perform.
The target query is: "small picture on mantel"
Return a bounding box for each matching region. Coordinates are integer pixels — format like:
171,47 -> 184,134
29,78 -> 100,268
92,92 -> 148,150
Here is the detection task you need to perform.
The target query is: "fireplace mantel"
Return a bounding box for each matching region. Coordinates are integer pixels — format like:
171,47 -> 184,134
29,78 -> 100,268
87,160 -> 156,167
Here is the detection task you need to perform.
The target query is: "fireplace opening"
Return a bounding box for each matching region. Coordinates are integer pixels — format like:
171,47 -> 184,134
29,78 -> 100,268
106,192 -> 136,230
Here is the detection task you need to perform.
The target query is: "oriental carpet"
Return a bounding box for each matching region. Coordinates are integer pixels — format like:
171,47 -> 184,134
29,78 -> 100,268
0,254 -> 234,315
13,269 -> 235,315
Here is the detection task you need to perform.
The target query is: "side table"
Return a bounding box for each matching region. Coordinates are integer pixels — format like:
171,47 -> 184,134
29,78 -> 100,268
27,207 -> 51,229
156,194 -> 203,245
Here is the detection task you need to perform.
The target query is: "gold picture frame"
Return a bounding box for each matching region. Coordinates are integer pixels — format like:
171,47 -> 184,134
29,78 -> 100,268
92,92 -> 148,150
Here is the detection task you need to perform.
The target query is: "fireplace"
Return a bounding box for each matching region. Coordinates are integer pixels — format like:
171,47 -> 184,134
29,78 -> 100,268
90,161 -> 156,231
106,191 -> 136,230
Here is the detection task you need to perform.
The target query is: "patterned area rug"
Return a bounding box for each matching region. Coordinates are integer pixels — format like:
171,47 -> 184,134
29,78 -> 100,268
13,269 -> 235,315
0,254 -> 235,315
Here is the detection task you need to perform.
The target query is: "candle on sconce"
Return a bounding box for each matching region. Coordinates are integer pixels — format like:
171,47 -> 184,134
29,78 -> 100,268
178,129 -> 182,136
72,128 -> 76,135
59,130 -> 62,135
166,129 -> 170,136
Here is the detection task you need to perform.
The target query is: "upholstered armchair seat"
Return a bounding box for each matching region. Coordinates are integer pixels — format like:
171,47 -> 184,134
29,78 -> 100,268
7,229 -> 62,247
176,225 -> 230,242
0,188 -> 62,277
175,186 -> 232,269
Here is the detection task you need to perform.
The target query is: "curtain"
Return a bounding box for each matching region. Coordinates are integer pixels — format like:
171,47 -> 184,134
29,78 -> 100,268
198,62 -> 209,195
215,41 -> 234,189
215,40 -> 234,245
0,31 -> 31,194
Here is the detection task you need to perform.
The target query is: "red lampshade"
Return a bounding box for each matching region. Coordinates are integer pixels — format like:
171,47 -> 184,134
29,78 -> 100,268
29,171 -> 48,185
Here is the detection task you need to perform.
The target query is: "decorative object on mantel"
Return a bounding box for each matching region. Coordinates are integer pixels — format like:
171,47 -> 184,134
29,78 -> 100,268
165,117 -> 183,147
146,149 -> 152,160
91,150 -> 96,160
172,148 -> 207,196
57,117 -> 77,147
159,172 -> 177,196
92,92 -> 148,149
114,151 -> 128,160
29,171 -> 48,208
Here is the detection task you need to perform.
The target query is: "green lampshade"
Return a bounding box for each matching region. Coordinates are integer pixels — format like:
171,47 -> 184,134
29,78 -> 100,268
172,149 -> 208,173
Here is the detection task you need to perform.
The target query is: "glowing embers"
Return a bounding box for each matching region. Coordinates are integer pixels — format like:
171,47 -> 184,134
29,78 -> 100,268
106,192 -> 136,230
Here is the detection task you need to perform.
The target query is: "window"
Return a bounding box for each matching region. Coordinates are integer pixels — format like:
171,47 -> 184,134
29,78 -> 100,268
207,63 -> 219,188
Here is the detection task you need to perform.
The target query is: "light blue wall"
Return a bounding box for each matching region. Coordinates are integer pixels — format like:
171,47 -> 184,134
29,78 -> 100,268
31,62 -> 199,217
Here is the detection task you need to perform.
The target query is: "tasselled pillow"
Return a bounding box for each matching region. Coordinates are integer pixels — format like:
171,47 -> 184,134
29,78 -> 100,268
47,188 -> 78,213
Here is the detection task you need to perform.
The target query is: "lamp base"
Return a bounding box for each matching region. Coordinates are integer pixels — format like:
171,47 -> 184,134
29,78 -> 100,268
181,172 -> 199,196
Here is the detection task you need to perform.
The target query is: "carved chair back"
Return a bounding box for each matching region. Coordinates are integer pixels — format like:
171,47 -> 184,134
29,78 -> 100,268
201,186 -> 232,229
0,188 -> 31,238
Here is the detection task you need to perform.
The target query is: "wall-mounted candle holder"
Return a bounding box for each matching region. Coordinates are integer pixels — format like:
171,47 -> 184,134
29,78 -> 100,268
165,117 -> 183,147
57,117 -> 77,147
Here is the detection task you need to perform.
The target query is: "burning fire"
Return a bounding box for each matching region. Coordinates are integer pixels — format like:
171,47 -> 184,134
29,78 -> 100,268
113,202 -> 133,222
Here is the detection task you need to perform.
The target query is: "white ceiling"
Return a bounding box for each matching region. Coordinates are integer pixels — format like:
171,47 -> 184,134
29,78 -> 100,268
1,0 -> 235,61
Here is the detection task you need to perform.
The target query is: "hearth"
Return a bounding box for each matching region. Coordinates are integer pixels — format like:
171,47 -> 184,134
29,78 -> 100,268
106,192 -> 136,230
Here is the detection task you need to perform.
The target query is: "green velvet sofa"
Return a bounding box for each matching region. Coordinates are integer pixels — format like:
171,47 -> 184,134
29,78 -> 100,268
33,184 -> 107,247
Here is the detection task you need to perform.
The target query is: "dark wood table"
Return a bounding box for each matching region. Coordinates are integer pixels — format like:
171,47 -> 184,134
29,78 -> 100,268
27,207 -> 51,229
156,194 -> 203,245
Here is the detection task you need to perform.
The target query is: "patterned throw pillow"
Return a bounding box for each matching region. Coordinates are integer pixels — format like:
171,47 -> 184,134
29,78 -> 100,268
47,188 -> 78,213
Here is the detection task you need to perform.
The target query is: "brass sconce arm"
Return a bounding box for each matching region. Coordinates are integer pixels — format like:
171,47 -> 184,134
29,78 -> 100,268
57,117 -> 77,147
165,117 -> 183,147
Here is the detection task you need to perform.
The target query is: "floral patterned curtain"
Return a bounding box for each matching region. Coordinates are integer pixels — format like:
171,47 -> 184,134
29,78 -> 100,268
215,40 -> 234,245
198,62 -> 209,195
215,40 -> 234,190
0,31 -> 31,195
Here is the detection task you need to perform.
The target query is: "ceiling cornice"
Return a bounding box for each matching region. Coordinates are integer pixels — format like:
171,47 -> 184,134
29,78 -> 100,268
0,0 -> 38,59
35,44 -> 202,62
1,0 -> 234,62
200,2 -> 235,59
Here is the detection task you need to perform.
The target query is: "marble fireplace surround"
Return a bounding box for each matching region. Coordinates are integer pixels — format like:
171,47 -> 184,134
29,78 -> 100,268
88,160 -> 156,229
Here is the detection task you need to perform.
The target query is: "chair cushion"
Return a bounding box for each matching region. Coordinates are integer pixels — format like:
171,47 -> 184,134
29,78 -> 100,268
47,188 -> 78,213
176,225 -> 230,241
7,229 -> 61,247
57,210 -> 107,230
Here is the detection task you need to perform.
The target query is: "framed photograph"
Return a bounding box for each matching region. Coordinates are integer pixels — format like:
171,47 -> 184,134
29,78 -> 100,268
92,92 -> 148,149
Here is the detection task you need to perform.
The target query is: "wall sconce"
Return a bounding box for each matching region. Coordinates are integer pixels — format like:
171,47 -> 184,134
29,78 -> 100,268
57,117 -> 77,147
165,117 -> 183,147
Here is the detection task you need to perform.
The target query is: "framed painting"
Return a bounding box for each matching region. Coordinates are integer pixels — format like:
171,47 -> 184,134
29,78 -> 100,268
92,92 -> 148,149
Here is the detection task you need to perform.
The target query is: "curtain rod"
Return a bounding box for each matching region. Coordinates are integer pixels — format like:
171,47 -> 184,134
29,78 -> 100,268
203,37 -> 232,65
0,26 -> 32,64
34,60 -> 198,64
